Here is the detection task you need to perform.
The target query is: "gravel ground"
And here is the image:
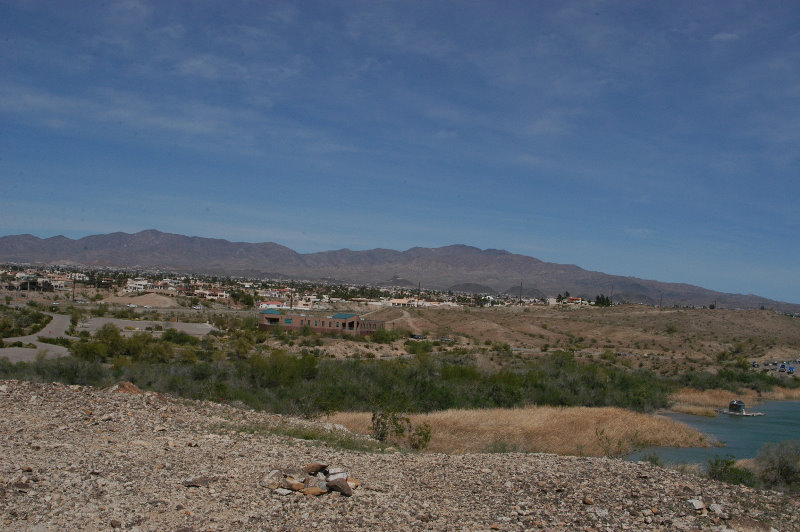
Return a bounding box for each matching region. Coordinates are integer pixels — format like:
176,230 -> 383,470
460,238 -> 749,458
1,380 -> 797,531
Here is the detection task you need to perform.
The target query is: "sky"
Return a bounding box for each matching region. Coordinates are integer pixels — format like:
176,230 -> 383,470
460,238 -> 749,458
1,1 -> 799,303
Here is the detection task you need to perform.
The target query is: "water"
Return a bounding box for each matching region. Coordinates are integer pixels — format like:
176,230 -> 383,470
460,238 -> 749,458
628,401 -> 800,465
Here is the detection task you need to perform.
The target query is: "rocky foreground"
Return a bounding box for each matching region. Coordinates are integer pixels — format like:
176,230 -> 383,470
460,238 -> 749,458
1,380 -> 797,531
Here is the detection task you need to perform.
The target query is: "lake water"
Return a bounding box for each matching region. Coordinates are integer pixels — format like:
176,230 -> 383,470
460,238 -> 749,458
628,401 -> 800,465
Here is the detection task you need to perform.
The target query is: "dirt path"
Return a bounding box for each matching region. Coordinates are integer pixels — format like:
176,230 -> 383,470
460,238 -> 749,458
1,313 -> 72,362
1,314 -> 217,363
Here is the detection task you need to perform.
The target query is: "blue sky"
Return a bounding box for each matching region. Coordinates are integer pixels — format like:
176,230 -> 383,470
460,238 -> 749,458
1,1 -> 799,303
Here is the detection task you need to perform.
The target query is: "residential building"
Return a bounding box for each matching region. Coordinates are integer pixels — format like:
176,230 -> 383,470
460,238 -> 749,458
258,310 -> 384,336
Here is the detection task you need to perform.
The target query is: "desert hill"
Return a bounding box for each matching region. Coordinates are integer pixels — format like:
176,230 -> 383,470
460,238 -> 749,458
1,380 -> 797,530
1,230 -> 797,312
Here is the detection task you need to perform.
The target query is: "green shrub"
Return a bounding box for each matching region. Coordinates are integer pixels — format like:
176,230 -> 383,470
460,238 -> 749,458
707,455 -> 757,487
370,408 -> 431,451
405,340 -> 433,355
161,328 -> 200,346
756,439 -> 800,492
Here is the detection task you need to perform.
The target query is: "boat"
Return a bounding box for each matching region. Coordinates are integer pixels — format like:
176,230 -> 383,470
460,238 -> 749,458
716,399 -> 765,417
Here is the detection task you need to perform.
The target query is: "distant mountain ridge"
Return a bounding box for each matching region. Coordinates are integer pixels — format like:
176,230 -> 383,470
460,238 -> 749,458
0,229 -> 796,312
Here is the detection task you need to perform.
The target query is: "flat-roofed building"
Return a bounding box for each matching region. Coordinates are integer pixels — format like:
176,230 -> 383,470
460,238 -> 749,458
258,310 -> 384,336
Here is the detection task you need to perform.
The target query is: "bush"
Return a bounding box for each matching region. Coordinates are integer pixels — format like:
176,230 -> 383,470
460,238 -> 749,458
405,340 -> 433,355
756,439 -> 800,492
370,408 -> 431,451
161,328 -> 200,346
370,328 -> 400,344
707,455 -> 757,487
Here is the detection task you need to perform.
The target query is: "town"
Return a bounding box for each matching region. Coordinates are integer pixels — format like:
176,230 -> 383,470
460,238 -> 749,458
0,263 -> 613,311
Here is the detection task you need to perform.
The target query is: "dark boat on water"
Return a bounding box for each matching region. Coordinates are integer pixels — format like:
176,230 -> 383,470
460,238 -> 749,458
717,399 -> 764,417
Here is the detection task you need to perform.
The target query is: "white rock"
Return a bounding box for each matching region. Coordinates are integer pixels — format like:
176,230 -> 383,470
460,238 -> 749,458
688,499 -> 705,511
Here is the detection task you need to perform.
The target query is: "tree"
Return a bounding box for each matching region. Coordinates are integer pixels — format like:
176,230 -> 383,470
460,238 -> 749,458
595,294 -> 612,307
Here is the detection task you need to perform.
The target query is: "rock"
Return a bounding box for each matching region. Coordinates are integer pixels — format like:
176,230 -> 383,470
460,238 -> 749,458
305,462 -> 328,475
688,498 -> 705,511
326,477 -> 353,497
583,495 -> 595,505
709,503 -> 729,519
301,486 -> 327,497
12,482 -> 31,492
274,488 -> 293,496
327,472 -> 348,482
183,476 -> 214,488
284,468 -> 306,480
259,470 -> 283,489
110,519 -> 122,528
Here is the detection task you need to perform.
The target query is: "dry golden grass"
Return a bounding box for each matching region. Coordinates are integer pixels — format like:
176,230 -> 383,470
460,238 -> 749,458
761,387 -> 800,401
327,406 -> 708,457
670,405 -> 717,417
669,386 -> 800,412
669,388 -> 752,409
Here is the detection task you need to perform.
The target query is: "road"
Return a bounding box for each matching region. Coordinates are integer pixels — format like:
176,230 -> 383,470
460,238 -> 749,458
1,313 -> 72,362
1,313 -> 218,363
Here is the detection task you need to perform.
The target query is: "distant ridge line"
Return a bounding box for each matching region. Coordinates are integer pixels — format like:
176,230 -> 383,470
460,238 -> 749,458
0,230 -> 796,312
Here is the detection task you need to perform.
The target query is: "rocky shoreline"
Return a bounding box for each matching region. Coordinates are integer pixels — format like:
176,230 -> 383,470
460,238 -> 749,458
1,380 -> 797,531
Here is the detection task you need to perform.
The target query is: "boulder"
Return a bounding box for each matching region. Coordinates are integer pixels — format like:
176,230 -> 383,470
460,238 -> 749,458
327,477 -> 353,497
305,462 -> 328,475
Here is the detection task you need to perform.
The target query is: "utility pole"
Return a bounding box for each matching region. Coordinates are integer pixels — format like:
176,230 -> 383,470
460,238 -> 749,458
518,281 -> 523,305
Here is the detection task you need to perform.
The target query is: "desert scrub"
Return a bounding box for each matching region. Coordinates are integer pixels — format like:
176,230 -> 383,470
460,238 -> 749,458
370,408 -> 432,451
755,439 -> 800,492
0,306 -> 52,338
707,455 -> 757,487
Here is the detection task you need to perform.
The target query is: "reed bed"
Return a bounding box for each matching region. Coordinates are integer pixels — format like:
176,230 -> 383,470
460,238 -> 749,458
669,386 -> 800,412
670,404 -> 717,417
327,406 -> 708,457
669,388 -> 751,409
761,387 -> 800,401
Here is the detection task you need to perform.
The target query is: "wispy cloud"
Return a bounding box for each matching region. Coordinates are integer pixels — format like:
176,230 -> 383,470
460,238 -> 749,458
711,32 -> 740,42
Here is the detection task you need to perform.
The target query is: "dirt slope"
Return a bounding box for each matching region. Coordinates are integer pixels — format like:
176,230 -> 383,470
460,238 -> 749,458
1,380 -> 797,531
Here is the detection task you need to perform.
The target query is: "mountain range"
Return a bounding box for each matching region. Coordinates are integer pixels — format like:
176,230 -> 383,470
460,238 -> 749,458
0,230 -> 796,312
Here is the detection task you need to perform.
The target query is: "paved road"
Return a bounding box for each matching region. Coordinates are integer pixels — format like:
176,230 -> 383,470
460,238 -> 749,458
1,314 -> 218,363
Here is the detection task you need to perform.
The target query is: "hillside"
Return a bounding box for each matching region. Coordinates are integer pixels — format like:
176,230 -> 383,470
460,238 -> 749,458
1,230 -> 798,312
1,380 -> 797,530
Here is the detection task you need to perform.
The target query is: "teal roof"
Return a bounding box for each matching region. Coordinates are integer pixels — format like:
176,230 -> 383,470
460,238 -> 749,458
332,313 -> 357,319
260,309 -> 282,315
